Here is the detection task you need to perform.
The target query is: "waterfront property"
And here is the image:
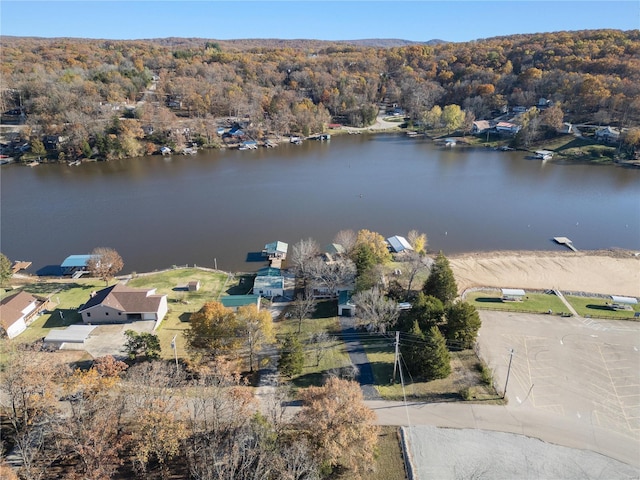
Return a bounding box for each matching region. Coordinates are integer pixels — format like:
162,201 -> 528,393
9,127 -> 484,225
387,235 -> 413,253
78,283 -> 168,329
0,290 -> 46,338
262,241 -> 288,260
61,254 -> 96,277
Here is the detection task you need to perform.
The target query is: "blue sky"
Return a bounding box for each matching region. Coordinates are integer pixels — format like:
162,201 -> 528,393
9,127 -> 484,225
1,1 -> 638,43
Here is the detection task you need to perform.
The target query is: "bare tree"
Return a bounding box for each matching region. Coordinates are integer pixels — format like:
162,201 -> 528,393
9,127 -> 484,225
307,256 -> 356,298
352,287 -> 399,333
404,251 -> 433,294
308,331 -> 333,367
86,247 -> 124,285
290,293 -> 317,334
333,229 -> 357,254
290,238 -> 321,287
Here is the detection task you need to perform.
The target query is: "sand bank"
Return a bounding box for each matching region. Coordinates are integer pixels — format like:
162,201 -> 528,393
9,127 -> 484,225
448,249 -> 640,298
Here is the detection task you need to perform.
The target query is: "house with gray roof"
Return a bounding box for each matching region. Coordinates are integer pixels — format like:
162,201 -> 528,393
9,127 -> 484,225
78,283 -> 167,329
387,235 -> 414,253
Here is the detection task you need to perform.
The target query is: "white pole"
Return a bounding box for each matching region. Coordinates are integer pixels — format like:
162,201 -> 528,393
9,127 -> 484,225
171,334 -> 178,372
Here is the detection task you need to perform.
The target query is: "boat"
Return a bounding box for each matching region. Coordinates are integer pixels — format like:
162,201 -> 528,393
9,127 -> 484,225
160,146 -> 172,155
444,138 -> 457,147
534,150 -> 554,160
26,160 -> 39,167
290,136 -> 303,145
68,160 -> 81,166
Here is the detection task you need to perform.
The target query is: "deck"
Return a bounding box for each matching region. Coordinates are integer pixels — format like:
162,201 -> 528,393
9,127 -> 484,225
553,236 -> 578,251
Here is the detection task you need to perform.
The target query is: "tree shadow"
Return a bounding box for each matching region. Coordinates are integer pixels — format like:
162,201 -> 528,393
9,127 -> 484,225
586,304 -> 615,311
313,300 -> 338,319
474,297 -> 503,303
225,275 -> 255,295
26,282 -> 90,296
179,312 -> 192,323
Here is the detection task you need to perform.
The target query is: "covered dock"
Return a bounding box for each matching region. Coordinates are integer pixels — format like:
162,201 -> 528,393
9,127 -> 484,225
610,295 -> 638,310
501,288 -> 526,302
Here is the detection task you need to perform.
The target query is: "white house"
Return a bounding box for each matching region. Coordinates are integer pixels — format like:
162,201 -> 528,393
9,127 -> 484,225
252,275 -> 284,298
78,284 -> 168,330
496,122 -> 521,135
0,291 -> 42,339
595,126 -> 620,144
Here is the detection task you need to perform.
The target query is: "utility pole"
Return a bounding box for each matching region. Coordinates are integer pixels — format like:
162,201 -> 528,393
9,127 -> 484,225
503,348 -> 514,399
392,331 -> 400,383
171,334 -> 178,372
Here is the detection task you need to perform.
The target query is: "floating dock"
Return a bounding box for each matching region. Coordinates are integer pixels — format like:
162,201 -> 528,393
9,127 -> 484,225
553,236 -> 578,251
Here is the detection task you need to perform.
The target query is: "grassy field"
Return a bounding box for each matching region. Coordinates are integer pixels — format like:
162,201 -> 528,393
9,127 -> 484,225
275,300 -> 352,389
565,295 -> 640,320
364,341 -> 501,403
370,426 -> 407,480
127,268 -> 239,359
465,290 -> 570,315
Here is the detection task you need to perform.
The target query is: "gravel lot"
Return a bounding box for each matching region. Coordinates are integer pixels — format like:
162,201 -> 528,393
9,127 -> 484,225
404,425 -> 639,480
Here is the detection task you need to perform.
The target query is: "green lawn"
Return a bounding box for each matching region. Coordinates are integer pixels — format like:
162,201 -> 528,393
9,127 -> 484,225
275,300 -> 351,389
370,426 -> 407,480
465,290 -> 570,315
565,295 -> 639,320
12,278 -> 105,344
127,268 -> 233,359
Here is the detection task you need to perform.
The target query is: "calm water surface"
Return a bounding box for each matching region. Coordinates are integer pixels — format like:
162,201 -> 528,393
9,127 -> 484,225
2,134 -> 639,274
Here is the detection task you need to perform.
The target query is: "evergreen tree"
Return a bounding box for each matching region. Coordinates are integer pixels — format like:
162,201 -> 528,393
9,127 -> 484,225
422,251 -> 458,305
279,334 -> 304,377
444,301 -> 482,349
0,253 -> 12,287
401,292 -> 445,332
400,322 -> 451,381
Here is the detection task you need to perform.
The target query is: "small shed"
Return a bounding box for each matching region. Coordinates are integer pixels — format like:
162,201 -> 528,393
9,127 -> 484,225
338,290 -> 356,317
262,241 -> 288,260
188,281 -> 200,292
502,288 -> 526,302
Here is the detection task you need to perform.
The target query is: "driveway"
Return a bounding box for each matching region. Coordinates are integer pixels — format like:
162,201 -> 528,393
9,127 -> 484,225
82,320 -> 156,359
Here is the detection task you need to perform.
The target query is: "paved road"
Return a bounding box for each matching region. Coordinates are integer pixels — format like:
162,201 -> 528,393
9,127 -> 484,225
338,315 -> 381,400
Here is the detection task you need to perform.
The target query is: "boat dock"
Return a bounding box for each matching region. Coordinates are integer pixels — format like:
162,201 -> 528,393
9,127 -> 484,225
553,236 -> 578,251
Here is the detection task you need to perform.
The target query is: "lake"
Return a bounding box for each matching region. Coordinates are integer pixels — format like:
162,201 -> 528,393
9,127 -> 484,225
1,133 -> 639,274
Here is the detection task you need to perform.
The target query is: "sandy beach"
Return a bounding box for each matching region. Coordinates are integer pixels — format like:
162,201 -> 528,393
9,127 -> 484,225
449,249 -> 640,298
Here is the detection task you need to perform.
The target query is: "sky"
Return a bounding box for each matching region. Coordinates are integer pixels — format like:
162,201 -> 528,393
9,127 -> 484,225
0,1 -> 638,43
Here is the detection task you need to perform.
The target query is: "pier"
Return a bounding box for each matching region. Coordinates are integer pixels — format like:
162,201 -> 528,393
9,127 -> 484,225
553,236 -> 578,251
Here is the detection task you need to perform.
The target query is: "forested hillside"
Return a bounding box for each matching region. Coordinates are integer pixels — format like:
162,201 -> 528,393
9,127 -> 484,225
1,29 -> 639,160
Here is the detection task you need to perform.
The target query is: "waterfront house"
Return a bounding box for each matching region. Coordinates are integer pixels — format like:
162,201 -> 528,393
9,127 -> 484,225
252,275 -> 284,298
496,122 -> 521,135
595,126 -> 620,144
78,284 -> 168,329
0,291 -> 43,339
472,120 -> 491,134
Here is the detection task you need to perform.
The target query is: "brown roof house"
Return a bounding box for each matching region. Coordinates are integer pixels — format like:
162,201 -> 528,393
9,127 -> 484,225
0,291 -> 43,339
78,284 -> 168,330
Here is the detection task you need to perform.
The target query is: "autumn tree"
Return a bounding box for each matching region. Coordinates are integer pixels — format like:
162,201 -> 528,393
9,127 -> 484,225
352,287 -> 399,333
236,304 -> 275,372
295,377 -> 379,477
406,229 -> 428,255
441,104 -> 465,134
444,301 -> 482,349
57,367 -> 126,480
184,301 -> 242,359
422,251 -> 458,305
0,252 -> 12,286
86,247 -> 124,285
355,229 -> 391,265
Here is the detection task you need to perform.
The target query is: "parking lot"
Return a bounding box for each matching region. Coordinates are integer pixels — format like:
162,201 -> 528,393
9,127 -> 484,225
477,311 -> 640,441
